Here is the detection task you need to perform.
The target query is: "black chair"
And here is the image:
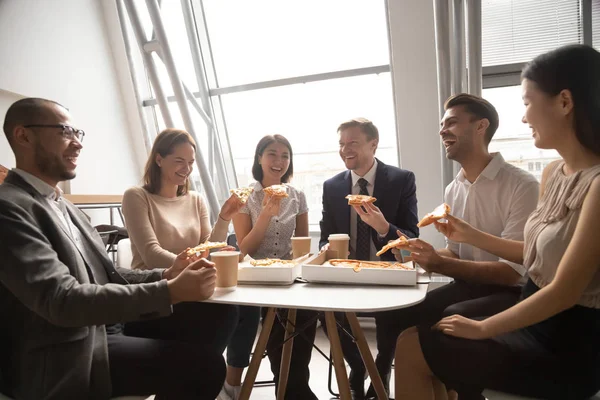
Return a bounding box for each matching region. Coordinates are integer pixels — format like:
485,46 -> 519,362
95,225 -> 128,264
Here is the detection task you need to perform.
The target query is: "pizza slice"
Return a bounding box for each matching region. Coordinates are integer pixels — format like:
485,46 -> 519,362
328,259 -> 413,272
345,194 -> 377,206
250,258 -> 296,267
263,184 -> 288,198
230,187 -> 254,204
375,236 -> 410,257
186,241 -> 228,257
417,203 -> 451,228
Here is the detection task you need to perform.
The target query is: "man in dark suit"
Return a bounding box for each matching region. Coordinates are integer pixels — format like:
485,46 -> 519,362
319,118 -> 419,399
0,98 -> 225,400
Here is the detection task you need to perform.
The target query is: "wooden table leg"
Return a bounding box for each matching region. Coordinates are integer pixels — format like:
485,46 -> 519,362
239,307 -> 276,400
276,308 -> 297,400
346,312 -> 389,400
324,311 -> 352,400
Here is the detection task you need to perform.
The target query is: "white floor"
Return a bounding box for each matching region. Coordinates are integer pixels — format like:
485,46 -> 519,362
244,319 -> 389,400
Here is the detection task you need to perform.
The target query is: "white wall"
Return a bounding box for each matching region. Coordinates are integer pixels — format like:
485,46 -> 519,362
0,89 -> 23,168
387,0 -> 446,248
0,0 -> 146,200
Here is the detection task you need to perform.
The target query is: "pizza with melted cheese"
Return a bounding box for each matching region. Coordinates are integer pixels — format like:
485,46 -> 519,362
230,187 -> 254,204
249,258 -> 296,267
327,259 -> 413,273
186,241 -> 228,257
263,184 -> 288,198
376,236 -> 410,257
345,194 -> 377,206
417,203 -> 451,228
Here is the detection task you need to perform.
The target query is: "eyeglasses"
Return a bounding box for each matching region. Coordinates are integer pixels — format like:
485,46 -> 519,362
23,124 -> 85,143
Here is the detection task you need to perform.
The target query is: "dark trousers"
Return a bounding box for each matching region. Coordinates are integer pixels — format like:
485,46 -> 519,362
321,280 -> 522,395
263,308 -> 320,400
124,302 -> 239,354
108,332 -> 225,400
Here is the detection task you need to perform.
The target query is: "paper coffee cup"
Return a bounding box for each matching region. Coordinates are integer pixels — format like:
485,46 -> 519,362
291,236 -> 311,259
328,233 -> 350,259
211,251 -> 240,291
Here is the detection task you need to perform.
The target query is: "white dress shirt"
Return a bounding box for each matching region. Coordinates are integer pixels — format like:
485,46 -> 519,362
445,153 -> 539,279
350,159 -> 380,261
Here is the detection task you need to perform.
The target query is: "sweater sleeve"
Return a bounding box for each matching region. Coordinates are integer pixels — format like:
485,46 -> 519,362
122,187 -> 177,269
209,216 -> 230,242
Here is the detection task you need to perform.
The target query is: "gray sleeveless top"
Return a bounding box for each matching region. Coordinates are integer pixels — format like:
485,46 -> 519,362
524,162 -> 600,308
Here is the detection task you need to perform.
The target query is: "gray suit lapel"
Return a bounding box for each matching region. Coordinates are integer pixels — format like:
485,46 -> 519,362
64,203 -> 111,284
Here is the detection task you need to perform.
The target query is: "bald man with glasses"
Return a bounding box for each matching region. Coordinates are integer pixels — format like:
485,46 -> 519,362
0,98 -> 225,400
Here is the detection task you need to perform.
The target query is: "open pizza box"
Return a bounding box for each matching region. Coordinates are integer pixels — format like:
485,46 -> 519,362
302,250 -> 417,286
237,253 -> 311,285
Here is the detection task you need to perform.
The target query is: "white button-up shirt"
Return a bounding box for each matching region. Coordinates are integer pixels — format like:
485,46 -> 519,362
445,153 -> 539,278
350,159 -> 379,261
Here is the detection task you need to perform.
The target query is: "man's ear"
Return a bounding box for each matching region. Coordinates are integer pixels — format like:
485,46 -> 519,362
477,119 -> 490,137
371,138 -> 379,153
12,126 -> 33,148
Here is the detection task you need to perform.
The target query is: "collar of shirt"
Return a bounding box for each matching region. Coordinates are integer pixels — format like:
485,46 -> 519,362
456,152 -> 505,185
350,158 -> 378,189
13,168 -> 63,201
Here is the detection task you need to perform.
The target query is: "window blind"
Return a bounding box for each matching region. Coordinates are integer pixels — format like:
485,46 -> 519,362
482,0 -> 582,66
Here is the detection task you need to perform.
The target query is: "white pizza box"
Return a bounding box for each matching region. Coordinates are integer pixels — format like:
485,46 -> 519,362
237,253 -> 311,285
302,250 -> 417,286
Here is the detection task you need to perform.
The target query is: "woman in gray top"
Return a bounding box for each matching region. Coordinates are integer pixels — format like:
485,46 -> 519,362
219,135 -> 316,400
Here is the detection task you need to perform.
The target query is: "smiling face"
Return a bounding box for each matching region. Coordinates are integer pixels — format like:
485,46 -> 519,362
259,142 -> 290,183
521,78 -> 573,150
338,126 -> 377,174
156,142 -> 195,187
439,105 -> 483,163
15,103 -> 83,186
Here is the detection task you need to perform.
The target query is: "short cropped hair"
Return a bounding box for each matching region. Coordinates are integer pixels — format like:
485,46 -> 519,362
3,98 -> 66,147
337,118 -> 379,142
444,94 -> 499,144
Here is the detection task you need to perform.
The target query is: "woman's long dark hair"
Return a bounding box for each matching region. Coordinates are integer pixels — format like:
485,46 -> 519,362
522,44 -> 600,156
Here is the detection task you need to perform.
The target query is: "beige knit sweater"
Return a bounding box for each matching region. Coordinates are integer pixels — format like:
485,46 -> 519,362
122,186 -> 229,270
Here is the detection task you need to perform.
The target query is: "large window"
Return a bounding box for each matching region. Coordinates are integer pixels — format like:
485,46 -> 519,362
483,86 -> 559,181
482,0 -> 582,66
124,0 -> 397,228
199,0 -> 396,227
481,0 -> 597,179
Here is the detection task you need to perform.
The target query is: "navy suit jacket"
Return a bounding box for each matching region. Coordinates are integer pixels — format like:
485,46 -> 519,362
319,159 -> 419,261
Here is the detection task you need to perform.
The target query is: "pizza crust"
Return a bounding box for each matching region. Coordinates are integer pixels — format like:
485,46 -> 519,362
249,258 -> 296,267
230,187 -> 254,204
326,259 -> 413,273
263,184 -> 288,198
375,236 -> 410,257
345,194 -> 377,206
417,203 -> 451,228
186,241 -> 228,256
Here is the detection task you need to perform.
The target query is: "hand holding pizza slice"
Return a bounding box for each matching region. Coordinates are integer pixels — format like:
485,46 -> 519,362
263,184 -> 288,198
417,203 -> 451,228
185,241 -> 228,257
345,194 -> 376,206
230,187 -> 254,204
375,236 -> 410,257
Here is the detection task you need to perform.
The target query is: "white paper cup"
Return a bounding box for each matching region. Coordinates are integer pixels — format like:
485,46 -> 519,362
211,251 -> 240,290
328,233 -> 350,259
